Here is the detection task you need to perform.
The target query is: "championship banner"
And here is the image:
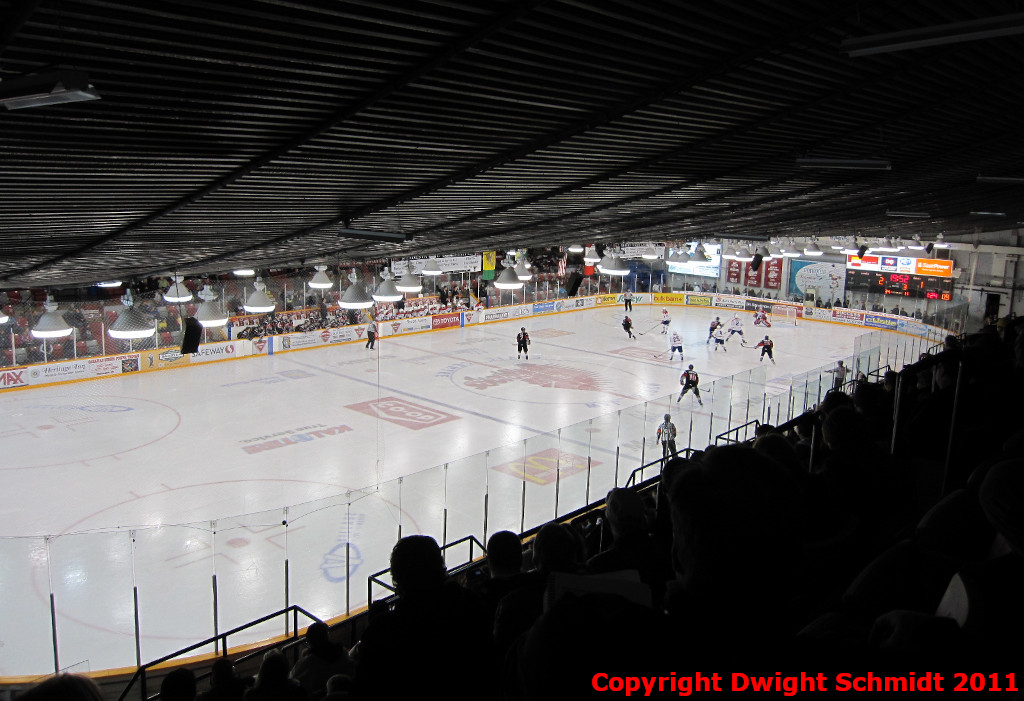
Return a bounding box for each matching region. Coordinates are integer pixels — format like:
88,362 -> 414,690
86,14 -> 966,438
763,257 -> 783,289
482,251 -> 496,280
744,261 -> 764,287
726,259 -> 742,284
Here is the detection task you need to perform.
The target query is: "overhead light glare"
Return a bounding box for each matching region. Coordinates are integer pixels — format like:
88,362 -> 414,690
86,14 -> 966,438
886,210 -> 930,218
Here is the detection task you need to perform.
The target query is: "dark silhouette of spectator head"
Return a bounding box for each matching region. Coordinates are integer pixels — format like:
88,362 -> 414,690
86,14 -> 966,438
531,522 -> 580,574
19,674 -> 103,701
818,387 -> 853,415
486,530 -> 523,577
258,650 -> 288,684
880,368 -> 897,390
669,446 -> 803,607
207,657 -> 243,691
978,459 -> 1024,555
822,405 -> 869,453
304,620 -> 332,652
160,667 -> 197,701
604,487 -> 647,539
753,431 -> 801,470
390,535 -> 446,597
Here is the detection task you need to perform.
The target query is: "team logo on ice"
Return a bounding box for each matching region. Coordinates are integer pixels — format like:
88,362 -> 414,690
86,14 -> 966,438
490,448 -> 597,485
464,363 -> 606,392
346,397 -> 460,430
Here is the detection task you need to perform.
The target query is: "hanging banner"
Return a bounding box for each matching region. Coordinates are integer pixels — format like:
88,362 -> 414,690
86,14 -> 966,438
482,251 -> 496,280
392,254 -> 482,275
744,261 -> 764,288
763,257 -> 783,290
726,259 -> 742,284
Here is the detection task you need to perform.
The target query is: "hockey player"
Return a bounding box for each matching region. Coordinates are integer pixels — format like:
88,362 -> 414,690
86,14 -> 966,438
660,308 -> 671,334
712,325 -> 728,352
668,330 -> 683,360
727,314 -> 747,345
677,364 -> 703,405
753,309 -> 772,327
516,327 -> 531,360
706,316 -> 722,344
755,335 -> 775,364
622,316 -> 635,339
656,413 -> 677,460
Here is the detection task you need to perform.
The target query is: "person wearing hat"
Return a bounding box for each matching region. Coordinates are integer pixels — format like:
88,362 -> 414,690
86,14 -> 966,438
656,413 -> 677,460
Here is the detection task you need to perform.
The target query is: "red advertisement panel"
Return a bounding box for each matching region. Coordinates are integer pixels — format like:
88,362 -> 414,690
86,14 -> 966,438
431,313 -> 461,330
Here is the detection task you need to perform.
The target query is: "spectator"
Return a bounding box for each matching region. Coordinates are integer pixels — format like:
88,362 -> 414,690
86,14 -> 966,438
198,658 -> 250,701
161,668 -> 197,701
245,651 -> 306,701
290,622 -> 352,700
352,536 -> 490,700
19,674 -> 103,701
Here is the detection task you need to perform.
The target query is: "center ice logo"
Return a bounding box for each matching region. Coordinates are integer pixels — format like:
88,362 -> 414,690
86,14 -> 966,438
346,397 -> 460,430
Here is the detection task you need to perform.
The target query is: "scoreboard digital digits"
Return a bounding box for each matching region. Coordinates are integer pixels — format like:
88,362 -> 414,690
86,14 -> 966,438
845,269 -> 954,300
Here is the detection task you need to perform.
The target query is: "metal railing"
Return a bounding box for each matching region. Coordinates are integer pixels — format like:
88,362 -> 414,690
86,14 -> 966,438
715,419 -> 760,445
117,605 -> 321,701
366,535 -> 486,605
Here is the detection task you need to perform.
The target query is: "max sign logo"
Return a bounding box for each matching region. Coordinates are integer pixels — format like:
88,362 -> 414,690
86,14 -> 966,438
346,397 -> 460,430
0,369 -> 27,388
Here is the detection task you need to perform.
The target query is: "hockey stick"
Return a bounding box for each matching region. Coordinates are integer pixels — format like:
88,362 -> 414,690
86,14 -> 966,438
636,322 -> 661,336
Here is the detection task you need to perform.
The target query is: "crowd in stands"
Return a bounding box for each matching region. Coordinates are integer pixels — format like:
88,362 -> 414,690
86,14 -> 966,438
16,316 -> 1024,700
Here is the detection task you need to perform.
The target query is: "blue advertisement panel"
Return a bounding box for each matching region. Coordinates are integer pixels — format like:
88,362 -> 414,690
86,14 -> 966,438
864,314 -> 898,331
532,301 -> 555,314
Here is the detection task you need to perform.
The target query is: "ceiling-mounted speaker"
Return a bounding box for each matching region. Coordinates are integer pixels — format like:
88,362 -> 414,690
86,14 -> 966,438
180,317 -> 202,354
750,253 -> 763,272
857,245 -> 869,259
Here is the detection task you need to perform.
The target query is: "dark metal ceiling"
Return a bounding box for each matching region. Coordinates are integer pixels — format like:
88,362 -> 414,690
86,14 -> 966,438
1,0 -> 1022,288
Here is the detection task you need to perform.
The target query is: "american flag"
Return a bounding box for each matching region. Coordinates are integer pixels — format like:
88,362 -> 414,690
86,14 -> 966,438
557,249 -> 567,277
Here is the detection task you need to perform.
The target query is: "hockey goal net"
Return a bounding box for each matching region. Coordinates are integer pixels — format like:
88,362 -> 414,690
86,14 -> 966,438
772,306 -> 799,326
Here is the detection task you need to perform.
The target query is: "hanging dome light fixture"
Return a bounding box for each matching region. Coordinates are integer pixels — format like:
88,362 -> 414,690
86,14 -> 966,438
371,269 -> 403,302
163,274 -> 193,303
308,265 -> 334,290
243,277 -> 276,313
31,294 -> 73,339
195,284 -> 228,328
108,289 -> 157,339
493,258 -> 524,290
339,269 -> 374,309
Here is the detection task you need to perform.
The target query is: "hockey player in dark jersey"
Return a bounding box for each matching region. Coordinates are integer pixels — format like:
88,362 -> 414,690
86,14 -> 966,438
516,327 -> 530,359
677,364 -> 703,405
622,316 -> 635,339
706,316 -> 722,344
755,335 -> 775,364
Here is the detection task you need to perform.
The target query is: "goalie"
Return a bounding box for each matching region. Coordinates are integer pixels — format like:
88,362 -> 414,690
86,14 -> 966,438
753,309 -> 772,327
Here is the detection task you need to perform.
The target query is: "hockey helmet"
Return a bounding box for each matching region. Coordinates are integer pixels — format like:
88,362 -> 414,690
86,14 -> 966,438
664,413 -> 671,420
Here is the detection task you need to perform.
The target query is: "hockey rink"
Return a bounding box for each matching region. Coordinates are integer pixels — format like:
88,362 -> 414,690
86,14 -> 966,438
1,304 -> 879,675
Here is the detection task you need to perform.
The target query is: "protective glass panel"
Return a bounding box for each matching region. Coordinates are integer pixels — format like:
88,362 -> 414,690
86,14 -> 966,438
520,431 -> 559,532
288,495 -> 358,620
585,411 -> 622,501
0,537 -> 58,675
442,454 -> 487,554
616,401 -> 649,475
483,442 -> 530,539
397,463 -> 446,546
355,481 -> 403,605
214,509 -> 287,648
49,531 -> 136,672
133,523 -> 216,663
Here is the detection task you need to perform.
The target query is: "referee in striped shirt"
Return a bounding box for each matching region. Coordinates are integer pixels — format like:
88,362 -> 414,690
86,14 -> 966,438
656,413 -> 677,460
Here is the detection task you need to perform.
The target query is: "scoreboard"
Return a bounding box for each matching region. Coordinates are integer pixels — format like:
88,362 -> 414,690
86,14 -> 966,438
844,269 -> 954,300
845,254 -> 955,300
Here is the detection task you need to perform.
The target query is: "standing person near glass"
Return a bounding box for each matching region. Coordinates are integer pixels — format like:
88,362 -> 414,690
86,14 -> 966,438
656,413 -> 677,460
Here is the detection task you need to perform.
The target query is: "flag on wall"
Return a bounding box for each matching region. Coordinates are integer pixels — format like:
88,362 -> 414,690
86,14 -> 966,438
557,250 -> 567,277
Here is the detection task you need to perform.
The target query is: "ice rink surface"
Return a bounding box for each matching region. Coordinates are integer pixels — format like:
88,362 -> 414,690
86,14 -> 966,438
0,304 -> 866,674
